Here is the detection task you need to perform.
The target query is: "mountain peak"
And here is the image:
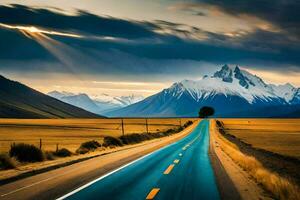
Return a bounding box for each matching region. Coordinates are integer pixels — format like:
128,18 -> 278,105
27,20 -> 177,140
234,65 -> 241,71
283,83 -> 294,88
107,64 -> 300,118
233,66 -> 255,89
213,64 -> 233,83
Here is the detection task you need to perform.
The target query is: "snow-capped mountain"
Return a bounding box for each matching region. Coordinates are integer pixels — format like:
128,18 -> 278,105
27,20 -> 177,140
47,91 -> 102,114
48,91 -> 75,99
47,91 -> 144,115
114,95 -> 144,106
107,65 -> 300,117
93,94 -> 144,107
269,83 -> 297,102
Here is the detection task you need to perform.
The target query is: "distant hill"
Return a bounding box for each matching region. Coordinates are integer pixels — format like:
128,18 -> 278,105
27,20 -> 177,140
48,91 -> 102,114
48,91 -> 144,115
107,65 -> 300,118
0,75 -> 102,118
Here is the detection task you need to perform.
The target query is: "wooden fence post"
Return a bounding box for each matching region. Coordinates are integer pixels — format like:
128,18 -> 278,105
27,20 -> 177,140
56,143 -> 59,152
145,118 -> 149,134
121,119 -> 125,136
39,138 -> 42,149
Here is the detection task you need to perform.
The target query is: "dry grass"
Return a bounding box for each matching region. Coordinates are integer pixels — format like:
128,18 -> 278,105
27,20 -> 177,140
0,118 -> 195,152
212,120 -> 300,200
219,119 -> 300,159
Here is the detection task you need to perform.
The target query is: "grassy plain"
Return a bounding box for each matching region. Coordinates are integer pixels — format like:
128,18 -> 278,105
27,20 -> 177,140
0,118 -> 195,153
220,119 -> 300,159
213,119 -> 300,199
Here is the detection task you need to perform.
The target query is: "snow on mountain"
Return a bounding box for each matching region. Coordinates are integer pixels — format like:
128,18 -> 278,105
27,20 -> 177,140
47,91 -> 75,99
114,94 -> 144,106
270,83 -> 297,102
291,88 -> 300,104
47,92 -> 101,114
93,94 -> 144,107
174,65 -> 285,104
47,91 -> 144,115
107,65 -> 300,117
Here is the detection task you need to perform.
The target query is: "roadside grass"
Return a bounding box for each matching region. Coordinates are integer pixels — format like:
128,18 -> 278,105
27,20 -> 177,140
219,119 -> 300,159
79,140 -> 101,150
120,133 -> 152,145
119,121 -> 192,145
0,120 -> 194,172
9,143 -> 44,162
76,140 -> 101,154
54,148 -> 72,157
103,136 -> 123,147
76,147 -> 90,154
0,153 -> 16,169
0,118 -> 195,152
44,151 -> 55,160
214,120 -> 300,200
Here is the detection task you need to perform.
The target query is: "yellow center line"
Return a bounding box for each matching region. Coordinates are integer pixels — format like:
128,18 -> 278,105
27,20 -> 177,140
145,126 -> 205,199
182,130 -> 202,151
146,188 -> 160,200
163,164 -> 175,174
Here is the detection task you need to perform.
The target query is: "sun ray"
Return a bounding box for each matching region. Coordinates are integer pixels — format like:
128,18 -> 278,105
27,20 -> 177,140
0,23 -> 82,38
0,23 -> 90,81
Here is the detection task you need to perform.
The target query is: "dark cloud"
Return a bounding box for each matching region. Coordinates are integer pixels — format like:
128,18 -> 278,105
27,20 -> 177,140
185,0 -> 300,39
0,4 -> 299,77
0,4 -> 157,39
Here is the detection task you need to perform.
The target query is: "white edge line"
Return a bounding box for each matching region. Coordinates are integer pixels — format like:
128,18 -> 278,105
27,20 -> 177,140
56,140 -> 177,200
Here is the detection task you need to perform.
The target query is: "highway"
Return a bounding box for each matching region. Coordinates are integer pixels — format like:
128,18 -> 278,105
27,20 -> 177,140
58,120 -> 220,200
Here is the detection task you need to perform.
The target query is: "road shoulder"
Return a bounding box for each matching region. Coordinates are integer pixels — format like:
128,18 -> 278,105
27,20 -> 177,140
209,120 -> 272,200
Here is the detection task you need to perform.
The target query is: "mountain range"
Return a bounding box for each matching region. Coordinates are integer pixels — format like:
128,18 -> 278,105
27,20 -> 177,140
0,75 -> 101,118
47,91 -> 144,115
107,65 -> 300,117
1,64 -> 300,118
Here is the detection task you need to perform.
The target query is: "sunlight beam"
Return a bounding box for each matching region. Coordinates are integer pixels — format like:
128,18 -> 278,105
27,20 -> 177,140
0,23 -> 82,38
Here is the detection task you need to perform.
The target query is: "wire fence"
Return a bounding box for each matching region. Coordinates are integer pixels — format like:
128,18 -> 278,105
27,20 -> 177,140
0,118 -> 196,153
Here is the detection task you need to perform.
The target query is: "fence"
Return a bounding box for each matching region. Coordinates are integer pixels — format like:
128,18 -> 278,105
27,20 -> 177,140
0,118 -> 196,153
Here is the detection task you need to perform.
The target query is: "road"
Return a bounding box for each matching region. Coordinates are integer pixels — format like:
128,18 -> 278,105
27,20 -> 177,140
58,120 -> 220,200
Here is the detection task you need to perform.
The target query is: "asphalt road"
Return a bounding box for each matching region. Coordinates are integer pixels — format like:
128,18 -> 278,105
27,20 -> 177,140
58,120 -> 220,200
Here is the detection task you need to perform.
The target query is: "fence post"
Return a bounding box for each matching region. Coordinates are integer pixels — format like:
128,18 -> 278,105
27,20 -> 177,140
121,119 -> 125,136
179,118 -> 182,127
56,143 -> 59,152
39,139 -> 42,149
145,118 -> 149,134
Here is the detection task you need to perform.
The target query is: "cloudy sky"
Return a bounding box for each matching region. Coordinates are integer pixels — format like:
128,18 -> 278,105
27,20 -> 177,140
0,0 -> 299,97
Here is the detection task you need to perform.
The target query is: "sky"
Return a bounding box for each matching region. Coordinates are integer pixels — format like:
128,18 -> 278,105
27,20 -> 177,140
0,0 -> 300,97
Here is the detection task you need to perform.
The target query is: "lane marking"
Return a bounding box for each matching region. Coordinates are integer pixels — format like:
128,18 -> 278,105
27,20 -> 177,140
163,164 -> 175,175
174,159 -> 180,164
146,188 -> 160,200
180,126 -> 204,153
56,121 -> 203,200
56,138 -> 181,200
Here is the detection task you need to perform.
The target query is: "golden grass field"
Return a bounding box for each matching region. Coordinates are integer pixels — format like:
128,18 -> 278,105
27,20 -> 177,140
212,120 -> 300,200
220,119 -> 300,159
0,118 -> 195,153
